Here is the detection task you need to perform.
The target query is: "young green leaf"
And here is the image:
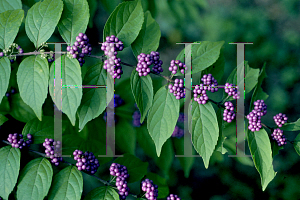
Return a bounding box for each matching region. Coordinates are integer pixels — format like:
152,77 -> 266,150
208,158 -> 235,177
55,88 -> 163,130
17,56 -> 49,120
0,57 -> 10,104
281,118 -> 300,131
130,69 -> 153,123
48,166 -> 83,200
189,100 -> 219,169
84,186 -> 119,200
10,93 -> 36,123
0,9 -> 24,49
145,172 -> 169,199
77,62 -> 113,130
114,153 -> 148,183
49,55 -> 82,126
247,129 -> 276,191
0,0 -> 22,13
131,10 -> 161,57
17,158 -> 53,200
25,0 -> 63,48
147,86 -> 180,157
0,146 -> 20,200
103,0 -> 144,47
293,133 -> 300,156
58,0 -> 89,46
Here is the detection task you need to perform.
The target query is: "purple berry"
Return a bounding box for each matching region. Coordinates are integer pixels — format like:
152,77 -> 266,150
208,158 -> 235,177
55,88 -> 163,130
7,133 -> 32,149
225,83 -> 240,99
141,179 -> 158,200
193,84 -> 208,104
223,101 -> 235,123
169,79 -> 185,100
167,194 -> 181,200
169,60 -> 186,75
43,138 -> 63,166
73,150 -> 99,174
273,113 -> 287,127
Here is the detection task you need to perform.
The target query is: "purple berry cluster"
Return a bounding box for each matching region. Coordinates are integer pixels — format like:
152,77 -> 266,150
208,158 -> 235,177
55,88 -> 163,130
167,194 -> 181,200
247,100 -> 267,132
132,110 -> 142,127
273,113 -> 288,127
224,83 -> 240,99
201,74 -> 218,93
67,33 -> 92,66
141,179 -> 158,200
223,101 -> 236,123
73,150 -> 100,174
169,79 -> 185,99
172,126 -> 184,138
169,60 -> 186,74
109,163 -> 130,199
101,35 -> 124,79
114,94 -> 124,108
136,51 -> 163,76
150,51 -> 163,74
7,133 -> 32,149
193,84 -> 208,104
271,128 -> 287,146
43,138 -> 63,166
253,100 -> 267,116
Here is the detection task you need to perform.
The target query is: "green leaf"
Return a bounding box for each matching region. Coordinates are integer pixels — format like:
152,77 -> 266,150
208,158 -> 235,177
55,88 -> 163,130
131,10 -> 160,57
103,0 -> 144,47
215,108 -> 227,154
0,0 -> 22,13
147,86 -> 179,157
114,153 -> 148,183
87,0 -> 97,28
176,41 -> 224,75
25,0 -> 63,48
154,139 -> 174,176
77,62 -> 113,130
145,172 -> 169,199
281,118 -> 300,131
84,186 -> 119,200
247,129 -> 276,191
0,146 -> 20,200
49,55 -> 82,126
0,113 -> 8,126
10,93 -> 36,123
17,56 -> 49,120
48,166 -> 83,200
0,9 -> 23,49
0,57 -> 10,104
189,100 -> 219,168
58,0 -> 89,46
116,118 -> 136,154
130,69 -> 153,123
294,133 -> 300,156
270,140 -> 283,158
136,125 -> 157,158
17,158 -> 53,200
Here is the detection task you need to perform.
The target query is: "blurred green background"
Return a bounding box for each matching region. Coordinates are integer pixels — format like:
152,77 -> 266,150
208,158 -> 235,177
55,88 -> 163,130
10,0 -> 300,199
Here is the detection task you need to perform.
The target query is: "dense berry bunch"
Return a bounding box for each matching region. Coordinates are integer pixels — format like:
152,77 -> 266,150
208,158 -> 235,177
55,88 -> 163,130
224,83 -> 240,99
7,133 -> 32,149
273,113 -> 288,127
67,33 -> 92,66
150,51 -> 163,74
167,194 -> 181,200
132,111 -> 142,127
73,150 -> 100,174
193,84 -> 208,104
103,112 -> 118,126
141,179 -> 158,200
178,113 -> 185,123
169,60 -> 186,74
253,100 -> 267,116
172,126 -> 184,138
201,74 -> 218,93
223,101 -> 236,123
101,35 -> 124,79
43,138 -> 63,166
109,163 -> 130,199
114,94 -> 124,108
136,53 -> 152,76
169,79 -> 185,99
247,110 -> 262,132
271,128 -> 287,146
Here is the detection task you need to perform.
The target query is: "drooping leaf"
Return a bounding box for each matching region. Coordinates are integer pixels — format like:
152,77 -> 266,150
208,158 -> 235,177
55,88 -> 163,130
130,69 -> 153,123
145,172 -> 169,199
17,55 -> 49,120
131,10 -> 160,57
0,146 -> 20,200
17,158 -> 53,200
58,0 -> 89,46
84,186 -> 119,200
147,86 -> 179,157
114,153 -> 148,183
247,129 -> 276,191
48,166 -> 83,200
281,118 -> 300,131
0,0 -> 22,13
103,0 -> 144,47
293,133 -> 300,156
25,0 -> 63,48
0,57 -> 10,104
0,9 -> 23,49
189,100 -> 219,168
77,62 -> 113,130
10,93 -> 36,123
49,55 -> 82,126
